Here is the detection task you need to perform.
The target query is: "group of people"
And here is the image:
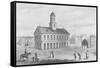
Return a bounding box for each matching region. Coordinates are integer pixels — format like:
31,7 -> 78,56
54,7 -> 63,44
73,51 -> 81,60
73,50 -> 89,61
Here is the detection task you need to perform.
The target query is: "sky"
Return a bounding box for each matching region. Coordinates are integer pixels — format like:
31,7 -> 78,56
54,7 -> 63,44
16,3 -> 96,37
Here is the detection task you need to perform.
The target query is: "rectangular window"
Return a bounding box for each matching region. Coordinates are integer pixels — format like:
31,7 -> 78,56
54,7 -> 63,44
44,35 -> 46,40
54,35 -> 55,40
44,43 -> 46,49
47,43 -> 49,49
47,35 -> 49,40
50,43 -> 52,48
54,43 -> 55,48
51,35 -> 52,40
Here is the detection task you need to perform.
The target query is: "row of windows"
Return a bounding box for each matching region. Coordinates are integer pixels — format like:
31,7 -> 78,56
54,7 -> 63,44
43,42 -> 66,49
44,35 -> 67,40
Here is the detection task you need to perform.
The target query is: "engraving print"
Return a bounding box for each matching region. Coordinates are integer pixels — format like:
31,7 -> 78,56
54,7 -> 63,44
16,3 -> 97,65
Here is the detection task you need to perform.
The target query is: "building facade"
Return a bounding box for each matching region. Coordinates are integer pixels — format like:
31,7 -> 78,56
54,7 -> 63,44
89,35 -> 96,48
34,12 -> 70,50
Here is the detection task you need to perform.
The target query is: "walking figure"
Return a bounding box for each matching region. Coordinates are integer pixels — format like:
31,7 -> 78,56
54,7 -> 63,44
85,51 -> 89,59
50,51 -> 54,58
32,52 -> 39,63
74,53 -> 77,60
77,52 -> 81,60
73,50 -> 77,60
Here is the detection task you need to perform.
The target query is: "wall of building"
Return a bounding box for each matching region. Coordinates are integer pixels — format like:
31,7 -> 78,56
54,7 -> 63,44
40,33 -> 69,50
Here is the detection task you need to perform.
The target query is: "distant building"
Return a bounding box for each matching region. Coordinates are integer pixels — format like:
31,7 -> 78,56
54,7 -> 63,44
89,35 -> 96,48
34,12 -> 70,50
75,36 -> 82,47
69,36 -> 76,44
69,35 -> 82,47
17,36 -> 33,46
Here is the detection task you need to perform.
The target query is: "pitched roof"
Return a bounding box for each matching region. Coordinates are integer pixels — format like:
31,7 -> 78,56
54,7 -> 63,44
34,26 -> 70,34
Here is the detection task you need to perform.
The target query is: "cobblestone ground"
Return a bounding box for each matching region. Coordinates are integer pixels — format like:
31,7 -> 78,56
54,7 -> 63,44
16,45 -> 96,65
